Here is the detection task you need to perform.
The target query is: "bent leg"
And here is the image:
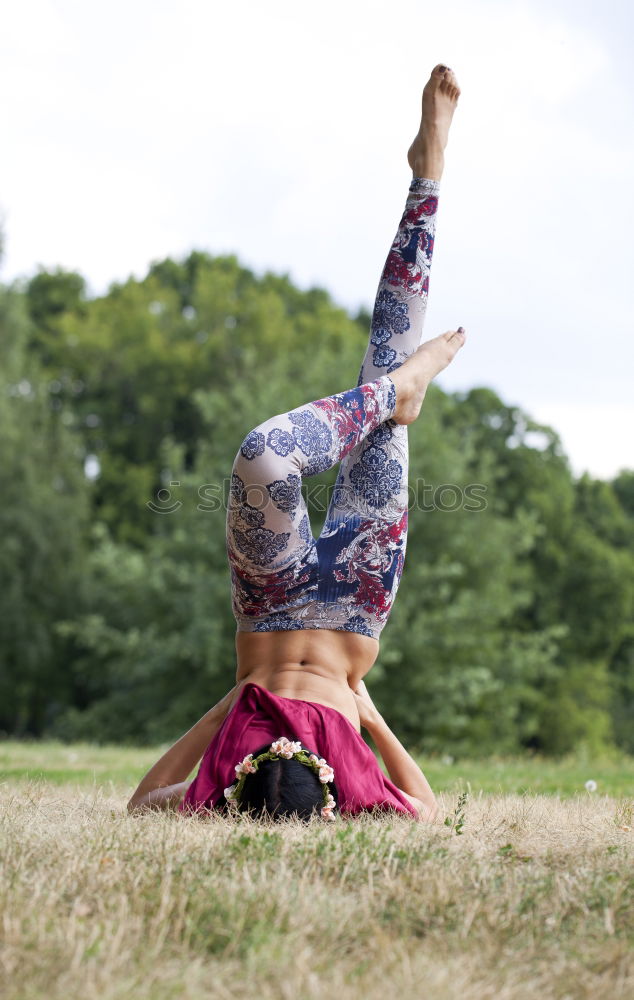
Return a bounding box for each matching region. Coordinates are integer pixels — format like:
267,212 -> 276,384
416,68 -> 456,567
227,377 -> 396,626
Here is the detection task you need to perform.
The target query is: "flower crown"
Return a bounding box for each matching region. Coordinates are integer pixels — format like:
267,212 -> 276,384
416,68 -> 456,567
223,737 -> 336,820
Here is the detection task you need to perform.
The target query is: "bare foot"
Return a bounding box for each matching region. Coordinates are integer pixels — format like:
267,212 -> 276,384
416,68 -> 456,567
389,328 -> 466,425
407,65 -> 461,182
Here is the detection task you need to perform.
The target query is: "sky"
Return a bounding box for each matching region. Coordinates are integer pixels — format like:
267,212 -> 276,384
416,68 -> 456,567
1,0 -> 632,479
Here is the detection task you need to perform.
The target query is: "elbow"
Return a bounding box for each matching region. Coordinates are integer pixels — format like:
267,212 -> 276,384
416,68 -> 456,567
423,800 -> 440,823
416,797 -> 439,823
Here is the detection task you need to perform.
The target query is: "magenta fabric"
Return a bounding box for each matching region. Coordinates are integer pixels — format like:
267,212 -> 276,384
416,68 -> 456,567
179,682 -> 418,818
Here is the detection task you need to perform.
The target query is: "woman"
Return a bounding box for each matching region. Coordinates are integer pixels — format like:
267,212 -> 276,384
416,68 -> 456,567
128,64 -> 464,823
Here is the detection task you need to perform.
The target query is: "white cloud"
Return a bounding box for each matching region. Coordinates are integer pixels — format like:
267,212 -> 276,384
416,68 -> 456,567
531,402 -> 634,479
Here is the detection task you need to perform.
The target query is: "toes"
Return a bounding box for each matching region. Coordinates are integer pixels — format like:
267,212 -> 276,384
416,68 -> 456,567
441,329 -> 465,346
440,83 -> 460,103
443,69 -> 460,97
430,65 -> 460,99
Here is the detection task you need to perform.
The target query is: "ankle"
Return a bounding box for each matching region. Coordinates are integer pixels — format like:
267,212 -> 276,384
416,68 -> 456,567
387,369 -> 409,419
389,367 -> 424,424
411,145 -> 444,182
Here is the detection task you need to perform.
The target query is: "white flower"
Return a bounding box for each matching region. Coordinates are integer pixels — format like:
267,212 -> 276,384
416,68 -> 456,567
318,764 -> 335,784
224,785 -> 240,809
325,793 -> 335,809
309,754 -> 319,764
270,737 -> 302,759
235,754 -> 256,776
585,780 -> 598,792
321,805 -> 335,821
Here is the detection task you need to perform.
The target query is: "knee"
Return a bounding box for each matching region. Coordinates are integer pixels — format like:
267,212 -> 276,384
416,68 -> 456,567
237,419 -> 274,463
233,416 -> 299,482
237,414 -> 299,465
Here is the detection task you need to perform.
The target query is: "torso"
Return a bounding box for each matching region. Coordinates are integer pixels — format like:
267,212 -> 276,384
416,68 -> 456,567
235,629 -> 380,730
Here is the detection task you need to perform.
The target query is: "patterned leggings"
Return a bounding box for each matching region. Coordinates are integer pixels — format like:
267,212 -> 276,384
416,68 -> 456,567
227,177 -> 440,640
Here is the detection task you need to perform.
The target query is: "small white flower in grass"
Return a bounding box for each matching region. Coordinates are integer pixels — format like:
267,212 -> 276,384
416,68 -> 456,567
321,807 -> 335,820
585,780 -> 598,792
224,786 -> 240,809
319,764 -> 335,784
235,754 -> 256,776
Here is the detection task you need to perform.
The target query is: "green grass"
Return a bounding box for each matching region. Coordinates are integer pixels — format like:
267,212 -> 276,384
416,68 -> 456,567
424,752 -> 634,798
1,739 -> 633,797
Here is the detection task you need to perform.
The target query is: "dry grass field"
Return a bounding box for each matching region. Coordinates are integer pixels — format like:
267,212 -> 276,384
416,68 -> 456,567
1,744 -> 633,1000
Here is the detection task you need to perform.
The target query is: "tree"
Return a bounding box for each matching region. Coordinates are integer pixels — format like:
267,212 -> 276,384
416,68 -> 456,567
6,251 -> 633,754
0,284 -> 91,734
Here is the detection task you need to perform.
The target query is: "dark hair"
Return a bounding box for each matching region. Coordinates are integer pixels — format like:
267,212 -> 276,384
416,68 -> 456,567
227,741 -> 339,821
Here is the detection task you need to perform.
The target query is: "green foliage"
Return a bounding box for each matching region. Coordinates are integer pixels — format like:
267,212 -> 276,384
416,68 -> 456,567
609,628 -> 634,754
0,287 -> 91,734
26,266 -> 88,334
1,254 -> 633,756
444,790 -> 469,834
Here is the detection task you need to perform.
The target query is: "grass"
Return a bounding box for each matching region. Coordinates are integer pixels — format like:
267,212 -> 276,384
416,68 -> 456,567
1,743 -> 633,999
1,739 -> 633,797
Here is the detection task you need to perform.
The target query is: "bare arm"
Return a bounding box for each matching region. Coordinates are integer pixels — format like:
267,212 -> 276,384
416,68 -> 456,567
352,681 -> 438,822
127,684 -> 243,813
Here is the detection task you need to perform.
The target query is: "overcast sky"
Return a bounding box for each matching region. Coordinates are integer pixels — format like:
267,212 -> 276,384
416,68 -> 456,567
2,0 -> 632,479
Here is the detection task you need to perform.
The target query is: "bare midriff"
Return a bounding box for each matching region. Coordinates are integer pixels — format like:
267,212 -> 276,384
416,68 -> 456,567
235,629 -> 380,730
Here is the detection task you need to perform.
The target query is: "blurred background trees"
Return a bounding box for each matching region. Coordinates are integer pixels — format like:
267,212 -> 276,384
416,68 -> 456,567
1,252 -> 632,755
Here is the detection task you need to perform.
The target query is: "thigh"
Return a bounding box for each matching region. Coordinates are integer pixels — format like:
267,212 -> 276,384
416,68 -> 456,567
228,415 -> 313,571
227,413 -> 318,622
316,420 -> 409,631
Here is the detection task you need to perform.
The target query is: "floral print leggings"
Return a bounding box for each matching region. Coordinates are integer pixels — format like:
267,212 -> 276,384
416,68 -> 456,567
227,177 -> 440,640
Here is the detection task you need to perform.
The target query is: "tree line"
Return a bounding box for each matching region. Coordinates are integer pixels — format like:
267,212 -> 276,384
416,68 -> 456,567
1,248 -> 633,756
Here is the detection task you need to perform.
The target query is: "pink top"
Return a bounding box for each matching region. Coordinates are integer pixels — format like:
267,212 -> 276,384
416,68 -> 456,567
179,682 -> 418,818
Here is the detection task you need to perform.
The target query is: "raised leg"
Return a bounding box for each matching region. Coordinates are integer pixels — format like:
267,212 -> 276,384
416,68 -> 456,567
228,66 -> 465,639
315,67 -> 464,636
